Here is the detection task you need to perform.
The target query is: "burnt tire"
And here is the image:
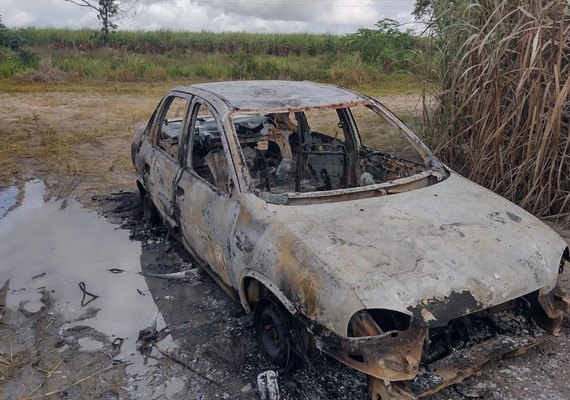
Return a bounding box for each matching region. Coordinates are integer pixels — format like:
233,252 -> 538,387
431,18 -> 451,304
255,296 -> 292,367
142,192 -> 159,225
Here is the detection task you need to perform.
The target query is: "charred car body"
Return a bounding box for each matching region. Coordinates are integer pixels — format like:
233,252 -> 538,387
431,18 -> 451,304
131,80 -> 570,399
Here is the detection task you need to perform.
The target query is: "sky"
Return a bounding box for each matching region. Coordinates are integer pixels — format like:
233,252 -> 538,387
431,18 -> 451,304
0,0 -> 418,35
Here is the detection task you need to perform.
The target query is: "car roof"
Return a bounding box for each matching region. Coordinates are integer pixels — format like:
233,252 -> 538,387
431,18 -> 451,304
174,80 -> 367,111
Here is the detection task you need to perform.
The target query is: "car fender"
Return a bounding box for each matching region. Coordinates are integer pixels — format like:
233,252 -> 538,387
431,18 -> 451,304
239,269 -> 300,315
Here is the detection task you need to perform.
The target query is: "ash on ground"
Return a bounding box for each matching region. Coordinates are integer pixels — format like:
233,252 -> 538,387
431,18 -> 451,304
2,184 -> 568,400
97,191 -> 371,399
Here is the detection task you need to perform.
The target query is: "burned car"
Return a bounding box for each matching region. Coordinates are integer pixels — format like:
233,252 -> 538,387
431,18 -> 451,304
131,80 -> 569,399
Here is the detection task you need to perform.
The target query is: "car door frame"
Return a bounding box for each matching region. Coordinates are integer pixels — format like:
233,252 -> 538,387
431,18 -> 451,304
172,96 -> 242,298
145,91 -> 192,231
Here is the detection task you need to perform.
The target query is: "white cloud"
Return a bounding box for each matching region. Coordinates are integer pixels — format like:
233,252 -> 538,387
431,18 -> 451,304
0,0 -> 417,34
315,0 -> 381,28
7,11 -> 34,26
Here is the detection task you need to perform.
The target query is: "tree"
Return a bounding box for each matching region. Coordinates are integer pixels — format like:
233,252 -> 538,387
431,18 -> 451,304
412,0 -> 433,20
0,14 -> 28,51
342,19 -> 419,73
63,0 -> 131,43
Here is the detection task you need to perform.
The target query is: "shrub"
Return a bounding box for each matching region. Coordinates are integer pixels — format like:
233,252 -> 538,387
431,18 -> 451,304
15,57 -> 67,83
342,19 -> 422,73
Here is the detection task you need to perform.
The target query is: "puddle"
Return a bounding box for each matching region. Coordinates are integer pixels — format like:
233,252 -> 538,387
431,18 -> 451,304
0,179 -> 367,400
1,180 -> 158,354
78,337 -> 105,351
0,180 -> 245,399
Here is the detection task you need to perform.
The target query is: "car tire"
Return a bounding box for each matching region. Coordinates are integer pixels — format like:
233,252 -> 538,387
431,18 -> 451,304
255,296 -> 292,367
142,192 -> 159,225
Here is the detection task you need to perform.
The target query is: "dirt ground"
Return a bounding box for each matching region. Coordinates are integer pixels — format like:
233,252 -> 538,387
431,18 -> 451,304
1,83 -> 569,400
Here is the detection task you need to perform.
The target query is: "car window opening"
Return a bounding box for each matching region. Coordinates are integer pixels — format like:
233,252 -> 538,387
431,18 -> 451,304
158,96 -> 188,161
232,105 -> 434,202
190,104 -> 229,192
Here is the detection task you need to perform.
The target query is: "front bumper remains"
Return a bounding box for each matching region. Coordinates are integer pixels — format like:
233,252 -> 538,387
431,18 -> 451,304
307,285 -> 569,399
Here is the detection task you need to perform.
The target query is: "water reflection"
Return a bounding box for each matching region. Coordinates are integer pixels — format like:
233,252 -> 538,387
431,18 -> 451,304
0,180 -> 254,399
0,180 -> 158,351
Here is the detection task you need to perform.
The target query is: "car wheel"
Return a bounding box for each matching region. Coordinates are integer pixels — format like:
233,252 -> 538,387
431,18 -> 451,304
255,296 -> 292,367
142,192 -> 159,225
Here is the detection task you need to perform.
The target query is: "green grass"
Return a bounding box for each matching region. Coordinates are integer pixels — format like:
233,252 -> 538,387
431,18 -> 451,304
20,28 -> 345,57
2,47 -> 425,90
0,27 -> 432,90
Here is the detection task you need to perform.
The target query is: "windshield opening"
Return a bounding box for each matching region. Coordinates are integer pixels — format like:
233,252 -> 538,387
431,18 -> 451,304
229,104 -> 444,201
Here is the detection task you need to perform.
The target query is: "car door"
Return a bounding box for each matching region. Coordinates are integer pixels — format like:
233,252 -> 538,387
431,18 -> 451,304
145,93 -> 191,229
173,99 -> 241,291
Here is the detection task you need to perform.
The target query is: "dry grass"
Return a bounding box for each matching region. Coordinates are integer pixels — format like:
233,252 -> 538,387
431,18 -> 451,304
425,0 -> 570,224
0,86 -> 158,194
15,58 -> 67,84
0,322 -> 53,386
0,342 -> 31,385
20,364 -> 119,399
0,125 -> 81,184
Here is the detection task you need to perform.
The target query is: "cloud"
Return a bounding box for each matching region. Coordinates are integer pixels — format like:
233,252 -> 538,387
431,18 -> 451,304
7,11 -> 34,26
315,0 -> 382,28
197,0 -> 324,23
0,0 -> 99,28
0,0 -> 416,34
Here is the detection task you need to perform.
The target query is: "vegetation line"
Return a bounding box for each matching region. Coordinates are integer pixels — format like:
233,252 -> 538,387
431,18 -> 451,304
0,21 -> 431,87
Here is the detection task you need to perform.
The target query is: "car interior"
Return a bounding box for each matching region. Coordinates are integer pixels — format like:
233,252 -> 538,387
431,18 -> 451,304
190,106 -> 425,195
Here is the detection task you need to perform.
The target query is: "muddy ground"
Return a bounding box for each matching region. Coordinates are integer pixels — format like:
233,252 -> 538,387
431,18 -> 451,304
1,84 -> 570,399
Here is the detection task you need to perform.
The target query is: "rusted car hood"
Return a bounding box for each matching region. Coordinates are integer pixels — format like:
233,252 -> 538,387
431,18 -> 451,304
271,173 -> 567,328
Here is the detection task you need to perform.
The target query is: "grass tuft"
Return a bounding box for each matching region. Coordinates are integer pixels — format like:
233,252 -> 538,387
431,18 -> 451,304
424,0 -> 570,224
